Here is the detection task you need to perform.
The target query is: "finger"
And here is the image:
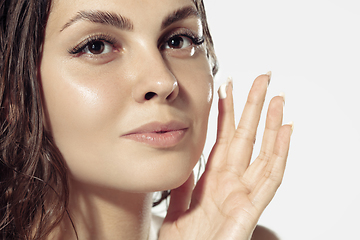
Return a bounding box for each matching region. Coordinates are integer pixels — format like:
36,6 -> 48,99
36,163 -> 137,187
259,93 -> 285,161
164,172 -> 195,221
207,77 -> 236,170
216,77 -> 236,142
249,123 -> 293,211
242,94 -> 285,189
227,73 -> 271,174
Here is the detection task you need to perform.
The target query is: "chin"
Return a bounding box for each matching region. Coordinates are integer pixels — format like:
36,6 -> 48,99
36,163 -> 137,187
129,156 -> 198,193
151,168 -> 194,192
65,136 -> 205,194
130,151 -> 201,193
100,139 -> 203,193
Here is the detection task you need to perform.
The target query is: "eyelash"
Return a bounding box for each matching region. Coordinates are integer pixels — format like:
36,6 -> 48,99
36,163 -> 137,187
68,34 -> 117,55
68,29 -> 204,56
160,29 -> 205,49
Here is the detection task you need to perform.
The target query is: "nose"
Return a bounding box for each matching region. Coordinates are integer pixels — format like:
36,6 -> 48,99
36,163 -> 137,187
132,49 -> 179,104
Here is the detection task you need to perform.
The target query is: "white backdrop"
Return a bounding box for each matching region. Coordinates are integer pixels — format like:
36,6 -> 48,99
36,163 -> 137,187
202,0 -> 360,239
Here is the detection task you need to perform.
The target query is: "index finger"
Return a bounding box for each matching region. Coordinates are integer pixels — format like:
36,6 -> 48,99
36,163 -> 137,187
226,72 -> 271,175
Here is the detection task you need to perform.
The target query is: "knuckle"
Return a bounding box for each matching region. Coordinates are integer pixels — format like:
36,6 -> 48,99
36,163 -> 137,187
234,126 -> 256,144
264,168 -> 283,188
215,135 -> 230,147
258,150 -> 272,162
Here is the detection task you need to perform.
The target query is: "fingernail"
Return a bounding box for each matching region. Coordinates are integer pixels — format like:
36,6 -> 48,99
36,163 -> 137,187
278,92 -> 286,105
226,76 -> 233,89
218,76 -> 232,99
287,121 -> 294,135
266,71 -> 272,86
218,83 -> 227,99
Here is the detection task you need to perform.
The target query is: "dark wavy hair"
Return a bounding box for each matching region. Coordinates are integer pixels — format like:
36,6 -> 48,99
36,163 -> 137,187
0,0 -> 217,239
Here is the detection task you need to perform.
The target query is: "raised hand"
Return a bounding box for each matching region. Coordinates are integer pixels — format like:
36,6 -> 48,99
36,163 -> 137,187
159,73 -> 293,240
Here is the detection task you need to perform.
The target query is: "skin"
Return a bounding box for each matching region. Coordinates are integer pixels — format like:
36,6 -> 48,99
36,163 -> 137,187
159,79 -> 292,240
40,0 -> 292,239
41,0 -> 212,193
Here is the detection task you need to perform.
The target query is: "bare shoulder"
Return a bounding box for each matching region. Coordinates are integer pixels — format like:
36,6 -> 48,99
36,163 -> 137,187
251,225 -> 280,240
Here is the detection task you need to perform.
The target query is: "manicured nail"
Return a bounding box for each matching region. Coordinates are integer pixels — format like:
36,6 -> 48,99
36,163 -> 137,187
287,121 -> 294,135
266,71 -> 272,85
226,76 -> 233,89
278,92 -> 286,105
218,83 -> 227,99
218,76 -> 232,99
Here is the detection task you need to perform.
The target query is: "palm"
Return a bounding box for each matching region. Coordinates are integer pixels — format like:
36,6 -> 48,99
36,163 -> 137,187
159,74 -> 292,240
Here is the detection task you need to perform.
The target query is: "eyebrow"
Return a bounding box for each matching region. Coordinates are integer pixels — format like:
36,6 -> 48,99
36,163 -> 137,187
60,6 -> 200,32
161,6 -> 201,30
60,10 -> 134,32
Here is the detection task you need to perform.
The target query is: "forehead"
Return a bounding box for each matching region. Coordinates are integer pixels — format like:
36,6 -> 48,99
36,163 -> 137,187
48,0 -> 198,33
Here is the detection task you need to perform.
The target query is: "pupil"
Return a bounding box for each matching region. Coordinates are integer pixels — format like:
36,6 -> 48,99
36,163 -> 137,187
89,41 -> 104,54
170,37 -> 183,48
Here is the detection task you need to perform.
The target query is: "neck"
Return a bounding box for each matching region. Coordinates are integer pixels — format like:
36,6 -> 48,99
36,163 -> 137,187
50,180 -> 154,240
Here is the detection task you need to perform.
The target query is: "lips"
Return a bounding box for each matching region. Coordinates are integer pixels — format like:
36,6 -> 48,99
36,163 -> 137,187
121,121 -> 188,148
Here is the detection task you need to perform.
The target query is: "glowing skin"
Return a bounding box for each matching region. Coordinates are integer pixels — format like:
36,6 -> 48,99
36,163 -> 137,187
38,1 -> 293,239
40,0 -> 213,194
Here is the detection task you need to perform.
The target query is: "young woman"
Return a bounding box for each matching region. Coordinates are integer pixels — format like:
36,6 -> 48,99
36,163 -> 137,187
0,0 -> 293,239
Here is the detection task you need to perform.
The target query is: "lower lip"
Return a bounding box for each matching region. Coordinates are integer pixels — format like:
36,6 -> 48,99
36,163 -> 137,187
123,129 -> 188,148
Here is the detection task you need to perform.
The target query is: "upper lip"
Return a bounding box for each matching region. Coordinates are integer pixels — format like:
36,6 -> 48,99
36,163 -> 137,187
121,121 -> 188,136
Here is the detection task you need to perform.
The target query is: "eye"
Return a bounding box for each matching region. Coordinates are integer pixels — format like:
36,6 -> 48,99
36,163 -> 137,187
83,40 -> 113,55
163,36 -> 192,49
68,34 -> 118,56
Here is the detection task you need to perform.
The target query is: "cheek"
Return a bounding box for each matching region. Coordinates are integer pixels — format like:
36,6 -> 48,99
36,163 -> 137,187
167,51 -> 214,155
40,57 -> 129,158
40,58 -> 136,187
168,50 -> 214,119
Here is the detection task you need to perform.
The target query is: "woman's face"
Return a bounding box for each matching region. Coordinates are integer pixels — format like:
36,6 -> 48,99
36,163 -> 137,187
40,0 -> 213,192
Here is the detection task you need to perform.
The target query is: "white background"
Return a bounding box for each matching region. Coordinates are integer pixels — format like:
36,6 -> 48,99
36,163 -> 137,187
202,0 -> 360,239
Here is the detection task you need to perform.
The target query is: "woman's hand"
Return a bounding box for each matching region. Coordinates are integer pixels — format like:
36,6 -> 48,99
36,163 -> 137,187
159,73 -> 293,240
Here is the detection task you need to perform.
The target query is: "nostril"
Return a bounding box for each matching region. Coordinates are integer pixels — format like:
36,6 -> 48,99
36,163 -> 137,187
145,92 -> 156,100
